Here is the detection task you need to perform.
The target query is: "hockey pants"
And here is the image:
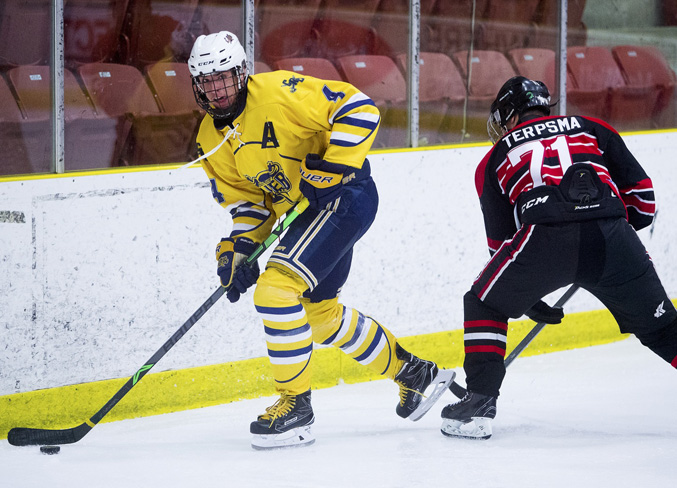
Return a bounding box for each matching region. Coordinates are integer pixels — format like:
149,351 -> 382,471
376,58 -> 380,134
464,217 -> 677,398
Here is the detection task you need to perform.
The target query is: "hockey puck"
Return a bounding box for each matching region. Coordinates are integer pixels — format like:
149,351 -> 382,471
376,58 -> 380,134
40,445 -> 60,455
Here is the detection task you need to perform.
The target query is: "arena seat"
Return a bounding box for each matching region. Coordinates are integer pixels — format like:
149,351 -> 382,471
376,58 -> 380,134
311,0 -> 387,62
144,61 -> 203,161
258,0 -> 322,66
79,62 -> 196,165
272,57 -> 342,81
396,52 -> 467,144
508,48 -> 557,95
8,65 -> 119,171
611,45 -> 677,127
453,49 -> 516,139
253,61 -> 272,74
567,46 -> 655,128
336,54 -> 407,147
0,75 -> 41,175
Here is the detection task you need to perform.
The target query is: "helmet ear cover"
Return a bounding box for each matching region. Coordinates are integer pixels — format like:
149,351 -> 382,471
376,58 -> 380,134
487,76 -> 552,143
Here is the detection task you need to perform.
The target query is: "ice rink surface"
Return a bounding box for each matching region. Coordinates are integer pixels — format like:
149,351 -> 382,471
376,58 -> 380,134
3,336 -> 676,488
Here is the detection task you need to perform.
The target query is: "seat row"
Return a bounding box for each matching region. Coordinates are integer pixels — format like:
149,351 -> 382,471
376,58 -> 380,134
0,0 -> 587,72
1,44 -> 674,175
0,61 -> 200,175
270,45 -> 677,146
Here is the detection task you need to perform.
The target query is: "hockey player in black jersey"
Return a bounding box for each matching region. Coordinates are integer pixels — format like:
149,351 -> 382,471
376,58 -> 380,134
441,76 -> 677,440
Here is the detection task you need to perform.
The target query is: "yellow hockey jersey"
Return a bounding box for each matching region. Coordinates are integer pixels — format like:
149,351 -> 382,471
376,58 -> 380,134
196,70 -> 380,244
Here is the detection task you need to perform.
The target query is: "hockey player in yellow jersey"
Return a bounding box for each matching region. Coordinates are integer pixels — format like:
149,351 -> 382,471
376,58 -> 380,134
188,31 -> 454,450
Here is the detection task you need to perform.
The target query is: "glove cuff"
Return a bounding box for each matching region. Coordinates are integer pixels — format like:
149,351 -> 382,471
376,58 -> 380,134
301,156 -> 345,189
233,236 -> 258,256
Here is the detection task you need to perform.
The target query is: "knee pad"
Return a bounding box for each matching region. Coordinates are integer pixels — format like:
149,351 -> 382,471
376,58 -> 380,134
303,297 -> 342,343
254,265 -> 308,308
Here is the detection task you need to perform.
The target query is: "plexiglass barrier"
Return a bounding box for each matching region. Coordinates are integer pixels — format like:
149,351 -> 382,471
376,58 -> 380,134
0,0 -> 675,176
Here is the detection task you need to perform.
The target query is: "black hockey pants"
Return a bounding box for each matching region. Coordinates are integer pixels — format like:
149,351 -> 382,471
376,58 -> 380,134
463,217 -> 677,398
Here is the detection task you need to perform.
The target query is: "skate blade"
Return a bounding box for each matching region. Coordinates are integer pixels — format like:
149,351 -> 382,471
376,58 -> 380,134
251,425 -> 315,450
408,369 -> 457,422
440,417 -> 492,440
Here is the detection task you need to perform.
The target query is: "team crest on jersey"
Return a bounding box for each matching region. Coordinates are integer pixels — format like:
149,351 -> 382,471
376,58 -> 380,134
245,161 -> 293,204
282,76 -> 304,93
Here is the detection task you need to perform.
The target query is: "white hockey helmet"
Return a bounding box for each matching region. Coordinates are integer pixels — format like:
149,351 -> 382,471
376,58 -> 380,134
188,31 -> 249,120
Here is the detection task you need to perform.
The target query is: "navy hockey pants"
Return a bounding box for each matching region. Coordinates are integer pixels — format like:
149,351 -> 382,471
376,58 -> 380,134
269,177 -> 378,302
464,217 -> 677,397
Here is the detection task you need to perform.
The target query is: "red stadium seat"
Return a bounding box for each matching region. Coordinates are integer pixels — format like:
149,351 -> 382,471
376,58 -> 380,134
0,75 -> 42,175
258,0 -> 323,66
273,57 -> 342,81
79,62 -> 195,165
336,54 -> 407,147
254,61 -> 272,74
567,46 -> 655,128
311,0 -> 388,62
453,49 -> 516,139
508,48 -> 557,95
144,61 -> 203,160
396,52 -> 467,144
612,45 -> 677,127
7,65 -> 119,171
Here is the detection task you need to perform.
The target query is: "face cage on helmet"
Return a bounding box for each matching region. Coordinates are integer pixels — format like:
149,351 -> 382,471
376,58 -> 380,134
191,67 -> 247,120
487,106 -> 516,144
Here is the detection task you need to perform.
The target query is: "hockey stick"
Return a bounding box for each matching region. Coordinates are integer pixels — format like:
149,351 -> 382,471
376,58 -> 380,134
448,284 -> 580,399
7,198 -> 310,447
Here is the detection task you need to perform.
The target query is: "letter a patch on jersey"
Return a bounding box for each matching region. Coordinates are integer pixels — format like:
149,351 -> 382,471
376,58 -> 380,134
262,122 -> 280,148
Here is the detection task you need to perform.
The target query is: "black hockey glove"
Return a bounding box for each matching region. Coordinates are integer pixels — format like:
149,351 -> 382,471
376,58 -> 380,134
299,153 -> 346,210
216,237 -> 260,303
525,299 -> 564,324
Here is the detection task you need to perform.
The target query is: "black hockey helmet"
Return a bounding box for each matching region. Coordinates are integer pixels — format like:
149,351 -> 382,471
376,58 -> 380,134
487,76 -> 552,142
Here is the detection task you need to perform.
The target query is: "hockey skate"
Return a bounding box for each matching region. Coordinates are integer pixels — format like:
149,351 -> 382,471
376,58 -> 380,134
394,344 -> 456,421
250,390 -> 315,450
440,391 -> 497,440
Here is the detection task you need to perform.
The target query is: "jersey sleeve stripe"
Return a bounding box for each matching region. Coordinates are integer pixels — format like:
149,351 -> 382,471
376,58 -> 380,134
329,96 -> 377,124
335,114 -> 380,130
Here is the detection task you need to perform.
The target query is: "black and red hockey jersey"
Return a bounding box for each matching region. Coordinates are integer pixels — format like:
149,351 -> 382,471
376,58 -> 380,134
475,115 -> 656,254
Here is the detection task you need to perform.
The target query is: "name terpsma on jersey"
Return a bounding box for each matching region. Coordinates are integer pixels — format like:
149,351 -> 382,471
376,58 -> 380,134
503,117 -> 583,148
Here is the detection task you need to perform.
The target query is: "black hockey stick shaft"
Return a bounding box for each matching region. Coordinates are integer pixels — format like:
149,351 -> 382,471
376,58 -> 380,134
449,284 -> 580,399
7,199 -> 309,447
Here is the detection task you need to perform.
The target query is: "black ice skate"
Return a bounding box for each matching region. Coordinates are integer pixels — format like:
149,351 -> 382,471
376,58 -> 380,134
440,391 -> 497,440
394,344 -> 456,421
250,390 -> 315,450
